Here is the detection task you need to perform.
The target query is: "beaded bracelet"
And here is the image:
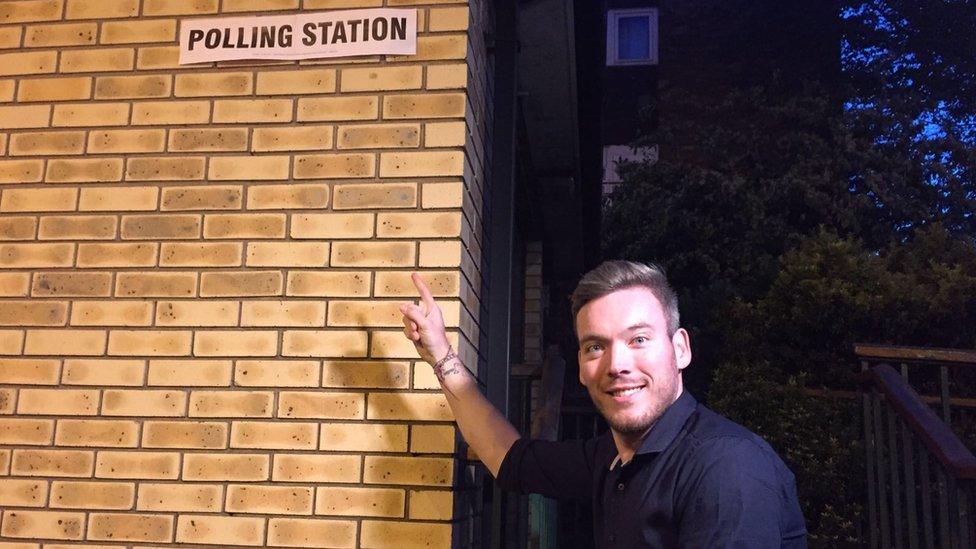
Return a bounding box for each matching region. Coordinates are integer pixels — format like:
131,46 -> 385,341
432,346 -> 459,381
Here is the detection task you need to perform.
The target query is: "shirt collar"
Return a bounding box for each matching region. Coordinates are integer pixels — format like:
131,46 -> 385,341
609,390 -> 697,469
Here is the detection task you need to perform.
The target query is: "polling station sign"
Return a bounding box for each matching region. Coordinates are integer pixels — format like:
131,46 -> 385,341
179,8 -> 417,64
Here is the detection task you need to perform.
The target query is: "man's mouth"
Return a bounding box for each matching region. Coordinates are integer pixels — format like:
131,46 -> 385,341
606,384 -> 646,398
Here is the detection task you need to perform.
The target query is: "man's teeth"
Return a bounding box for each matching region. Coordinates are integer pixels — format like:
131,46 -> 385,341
611,387 -> 642,397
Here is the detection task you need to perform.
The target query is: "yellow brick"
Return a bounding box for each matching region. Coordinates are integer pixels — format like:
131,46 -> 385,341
371,330 -> 455,359
200,271 -> 282,297
45,158 -> 124,183
331,241 -> 416,267
271,453 -> 360,483
94,74 -> 171,99
361,521 -> 452,548
37,215 -> 115,240
374,270 -> 459,297
135,45 -> 180,70
168,128 -> 248,152
31,272 -> 111,297
0,418 -> 53,445
380,150 -> 464,177
384,92 -> 465,119
60,48 -> 135,73
66,0 -> 139,19
78,186 -> 157,211
212,98 -> 293,124
61,358 -> 145,386
246,183 -> 329,209
333,182 -> 417,209
126,156 -> 205,181
341,65 -> 422,92
0,510 -> 83,541
394,33 -> 467,61
419,240 -> 461,267
252,124 -> 333,152
147,359 -> 233,386
408,489 -> 453,520
278,391 -> 363,419
226,484 -> 312,514
291,212 -> 373,239
69,300 -> 152,326
297,96 -> 378,121
160,185 -> 242,210
241,300 -> 324,327
132,100 -> 209,125
0,159 -> 43,182
222,0 -> 298,12
209,154 -> 290,180
159,242 -> 242,267
364,456 -> 453,486
245,241 -> 329,267
107,328 -> 193,355
294,152 -> 374,179
429,6 -> 469,31
256,68 -> 336,95
101,19 -> 177,44
421,181 -> 464,208
0,300 -> 65,326
0,329 -> 24,354
116,272 -> 197,298
281,329 -> 367,358
0,388 -> 13,413
143,420 -> 227,449
410,424 -> 455,454
0,80 -> 13,101
268,518 -> 357,548
337,123 -> 420,149
427,63 -> 468,89
0,27 -> 21,49
95,450 -> 179,479
120,214 -> 200,239
189,390 -> 273,418
175,515 -> 263,546
0,105 -> 50,130
230,421 -> 316,450
137,483 -> 223,512
54,419 -> 139,447
175,72 -> 252,97
0,449 -> 7,474
234,360 -> 319,387
182,452 -> 268,481
0,51 -> 57,77
52,103 -> 129,127
49,481 -> 134,510
102,389 -> 186,416
424,121 -> 466,147
155,300 -> 238,327
319,423 -> 407,452
88,129 -> 165,154
76,242 -> 157,267
368,392 -> 452,421
378,211 -> 461,238
16,388 -> 98,415
0,273 -> 30,296
17,76 -> 91,102
24,22 -> 96,47
22,328 -> 102,354
87,513 -> 173,543
286,270 -> 370,297
193,330 -> 278,357
0,478 -> 47,507
304,0 -> 382,6
10,449 -> 94,477
0,1 -> 63,24
316,486 -> 404,518
203,213 -> 285,238
323,360 -> 409,388
326,300 -> 401,327
145,0 -> 218,15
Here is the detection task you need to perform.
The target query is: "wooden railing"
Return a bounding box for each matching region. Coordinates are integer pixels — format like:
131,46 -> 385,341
858,344 -> 976,548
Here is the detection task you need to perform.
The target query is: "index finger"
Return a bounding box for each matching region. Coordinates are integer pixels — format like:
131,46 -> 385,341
410,272 -> 437,310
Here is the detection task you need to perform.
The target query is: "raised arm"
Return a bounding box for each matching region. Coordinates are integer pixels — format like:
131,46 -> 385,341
399,273 -> 520,476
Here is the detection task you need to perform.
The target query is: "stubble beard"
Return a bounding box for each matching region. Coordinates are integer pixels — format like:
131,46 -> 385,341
589,358 -> 682,436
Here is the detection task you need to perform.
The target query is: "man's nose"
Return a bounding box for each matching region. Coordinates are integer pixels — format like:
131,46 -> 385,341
605,342 -> 632,376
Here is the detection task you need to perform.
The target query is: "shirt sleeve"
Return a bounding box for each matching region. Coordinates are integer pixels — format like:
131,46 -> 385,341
495,437 -> 600,502
674,436 -> 808,548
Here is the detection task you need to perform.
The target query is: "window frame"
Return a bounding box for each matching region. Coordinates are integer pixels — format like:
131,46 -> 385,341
606,7 -> 659,66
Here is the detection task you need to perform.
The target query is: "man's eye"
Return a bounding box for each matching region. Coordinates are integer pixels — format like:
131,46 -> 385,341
632,336 -> 648,344
585,344 -> 603,353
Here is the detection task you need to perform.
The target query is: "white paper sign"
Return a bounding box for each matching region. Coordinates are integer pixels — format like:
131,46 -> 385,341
179,8 -> 417,64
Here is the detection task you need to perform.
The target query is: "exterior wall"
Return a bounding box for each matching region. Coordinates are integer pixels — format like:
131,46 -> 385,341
0,0 -> 484,547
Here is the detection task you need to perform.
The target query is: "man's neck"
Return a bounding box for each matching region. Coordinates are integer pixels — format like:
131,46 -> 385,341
610,427 -> 652,465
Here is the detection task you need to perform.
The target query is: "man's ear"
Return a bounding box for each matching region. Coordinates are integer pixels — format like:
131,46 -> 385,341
672,328 -> 692,370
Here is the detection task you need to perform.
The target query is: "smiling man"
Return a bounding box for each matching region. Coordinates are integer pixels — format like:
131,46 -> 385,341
400,260 -> 806,548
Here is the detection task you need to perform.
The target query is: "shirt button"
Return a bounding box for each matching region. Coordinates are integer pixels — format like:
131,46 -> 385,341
616,483 -> 625,491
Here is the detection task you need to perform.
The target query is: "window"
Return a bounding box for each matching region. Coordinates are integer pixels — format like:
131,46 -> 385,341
606,8 -> 658,66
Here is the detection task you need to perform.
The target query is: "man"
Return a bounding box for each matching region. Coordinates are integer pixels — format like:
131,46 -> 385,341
400,260 -> 806,547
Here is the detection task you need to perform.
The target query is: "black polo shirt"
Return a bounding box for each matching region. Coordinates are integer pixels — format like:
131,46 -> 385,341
496,391 -> 807,548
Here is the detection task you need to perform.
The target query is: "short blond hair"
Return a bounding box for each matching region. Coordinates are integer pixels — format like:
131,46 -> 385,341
571,260 -> 680,335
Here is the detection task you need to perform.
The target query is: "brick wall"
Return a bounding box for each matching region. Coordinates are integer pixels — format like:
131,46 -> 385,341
0,0 -> 485,547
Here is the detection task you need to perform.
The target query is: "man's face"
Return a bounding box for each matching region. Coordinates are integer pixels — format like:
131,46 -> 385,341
576,286 -> 692,436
